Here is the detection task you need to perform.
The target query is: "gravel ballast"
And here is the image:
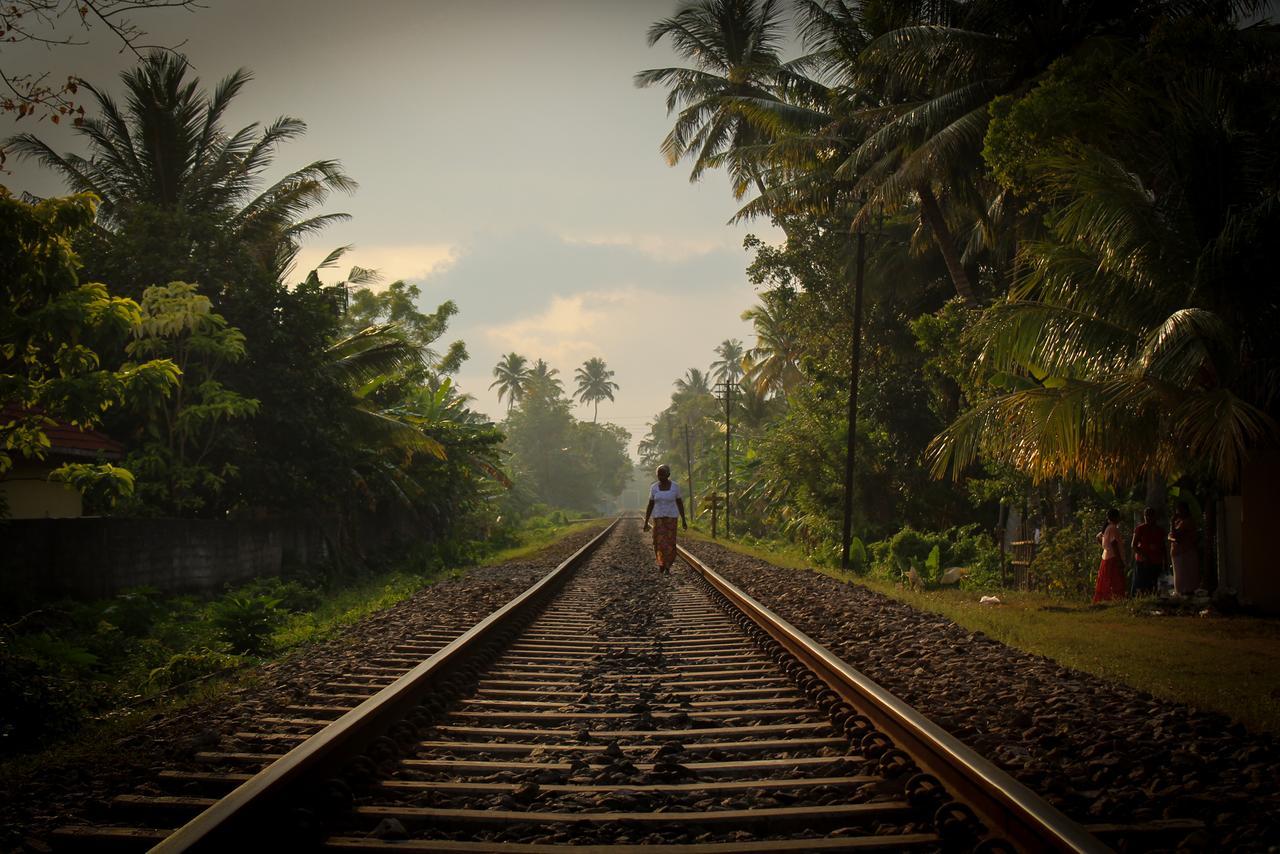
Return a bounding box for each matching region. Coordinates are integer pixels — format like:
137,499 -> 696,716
684,538 -> 1280,852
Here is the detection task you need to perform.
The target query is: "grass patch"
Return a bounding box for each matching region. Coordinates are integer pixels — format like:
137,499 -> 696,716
686,532 -> 1280,735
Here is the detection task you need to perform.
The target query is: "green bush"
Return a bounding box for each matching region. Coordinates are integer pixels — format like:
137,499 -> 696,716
871,524 -> 1002,588
209,594 -> 285,655
232,577 -> 322,613
101,587 -> 166,637
0,649 -> 86,756
1030,510 -> 1100,599
147,648 -> 244,691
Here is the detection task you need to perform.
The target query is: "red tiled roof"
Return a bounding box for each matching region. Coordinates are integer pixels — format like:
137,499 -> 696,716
2,404 -> 125,459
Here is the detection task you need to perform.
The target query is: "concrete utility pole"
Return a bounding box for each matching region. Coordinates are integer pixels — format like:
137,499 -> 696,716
684,423 -> 695,521
714,380 -> 736,539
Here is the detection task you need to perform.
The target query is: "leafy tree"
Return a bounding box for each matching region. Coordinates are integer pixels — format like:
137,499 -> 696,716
502,384 -> 629,511
490,352 -> 530,413
573,357 -> 619,423
340,272 -> 467,375
1,193 -> 178,506
119,281 -> 258,515
6,51 -> 355,283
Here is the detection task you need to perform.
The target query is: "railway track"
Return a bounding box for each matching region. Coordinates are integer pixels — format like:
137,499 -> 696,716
52,518 -> 1117,852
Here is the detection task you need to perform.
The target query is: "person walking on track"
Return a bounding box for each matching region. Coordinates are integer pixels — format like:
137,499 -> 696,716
643,464 -> 687,574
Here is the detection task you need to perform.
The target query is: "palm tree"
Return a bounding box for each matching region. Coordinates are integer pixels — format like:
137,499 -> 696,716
825,0 -> 1264,305
741,296 -> 804,396
635,0 -> 799,201
574,357 -> 620,423
490,352 -> 530,413
710,339 -> 747,385
928,70 -> 1280,489
526,359 -> 565,402
325,324 -> 446,463
674,368 -> 712,399
6,52 -> 355,279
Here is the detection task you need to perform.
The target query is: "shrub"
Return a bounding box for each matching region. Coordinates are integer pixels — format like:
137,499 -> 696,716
925,544 -> 941,579
1030,511 -> 1100,599
883,527 -> 939,577
208,594 -> 284,655
147,648 -> 244,691
871,524 -> 1002,588
233,577 -> 322,613
0,649 -> 86,756
847,537 -> 868,574
101,587 -> 166,637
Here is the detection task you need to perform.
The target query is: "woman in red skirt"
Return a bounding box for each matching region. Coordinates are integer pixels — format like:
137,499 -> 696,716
1093,508 -> 1128,603
642,464 -> 687,573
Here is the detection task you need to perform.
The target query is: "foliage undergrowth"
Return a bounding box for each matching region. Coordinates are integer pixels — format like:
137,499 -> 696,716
0,513 -> 597,760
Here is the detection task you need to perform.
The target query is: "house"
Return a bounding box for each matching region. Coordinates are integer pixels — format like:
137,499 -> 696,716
0,405 -> 124,518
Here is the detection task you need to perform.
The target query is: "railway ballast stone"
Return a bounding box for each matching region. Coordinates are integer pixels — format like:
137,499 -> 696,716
687,538 -> 1280,852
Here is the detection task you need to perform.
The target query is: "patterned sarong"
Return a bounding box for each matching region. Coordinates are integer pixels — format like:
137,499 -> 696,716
652,517 -> 678,568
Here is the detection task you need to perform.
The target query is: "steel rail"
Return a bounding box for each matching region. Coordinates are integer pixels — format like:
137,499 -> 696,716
151,518 -> 620,853
677,543 -> 1110,854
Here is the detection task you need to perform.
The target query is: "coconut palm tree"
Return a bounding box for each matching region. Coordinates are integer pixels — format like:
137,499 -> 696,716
741,296 -> 804,396
526,359 -> 565,402
6,51 -> 355,279
710,339 -> 747,385
928,70 -> 1280,489
635,0 -> 801,200
674,368 -> 712,399
325,324 -> 445,463
490,352 -> 530,413
574,357 -> 620,423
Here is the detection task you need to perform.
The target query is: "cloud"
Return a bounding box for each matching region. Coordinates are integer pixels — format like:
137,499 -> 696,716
454,285 -> 757,454
292,243 -> 458,287
419,228 -> 750,329
484,292 -> 628,368
558,230 -> 735,262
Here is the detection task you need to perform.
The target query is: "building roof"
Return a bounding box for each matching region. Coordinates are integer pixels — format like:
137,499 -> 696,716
2,404 -> 125,460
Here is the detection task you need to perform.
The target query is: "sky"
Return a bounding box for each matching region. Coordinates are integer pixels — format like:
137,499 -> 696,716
4,0 -> 784,454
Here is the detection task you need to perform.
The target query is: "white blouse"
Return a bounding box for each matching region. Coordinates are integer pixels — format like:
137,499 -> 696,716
649,481 -> 682,518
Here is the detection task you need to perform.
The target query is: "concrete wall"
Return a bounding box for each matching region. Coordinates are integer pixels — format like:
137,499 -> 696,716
2,516 -> 340,599
0,461 -> 83,519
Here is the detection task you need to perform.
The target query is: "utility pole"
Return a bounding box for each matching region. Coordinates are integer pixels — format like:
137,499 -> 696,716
708,492 -> 720,539
714,379 -> 736,539
841,228 -> 867,571
683,423 -> 695,521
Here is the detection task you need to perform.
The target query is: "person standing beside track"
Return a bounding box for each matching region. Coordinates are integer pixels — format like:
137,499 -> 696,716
643,464 -> 687,574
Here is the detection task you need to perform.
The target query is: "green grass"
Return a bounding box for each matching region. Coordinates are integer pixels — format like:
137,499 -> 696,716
685,531 -> 1280,735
